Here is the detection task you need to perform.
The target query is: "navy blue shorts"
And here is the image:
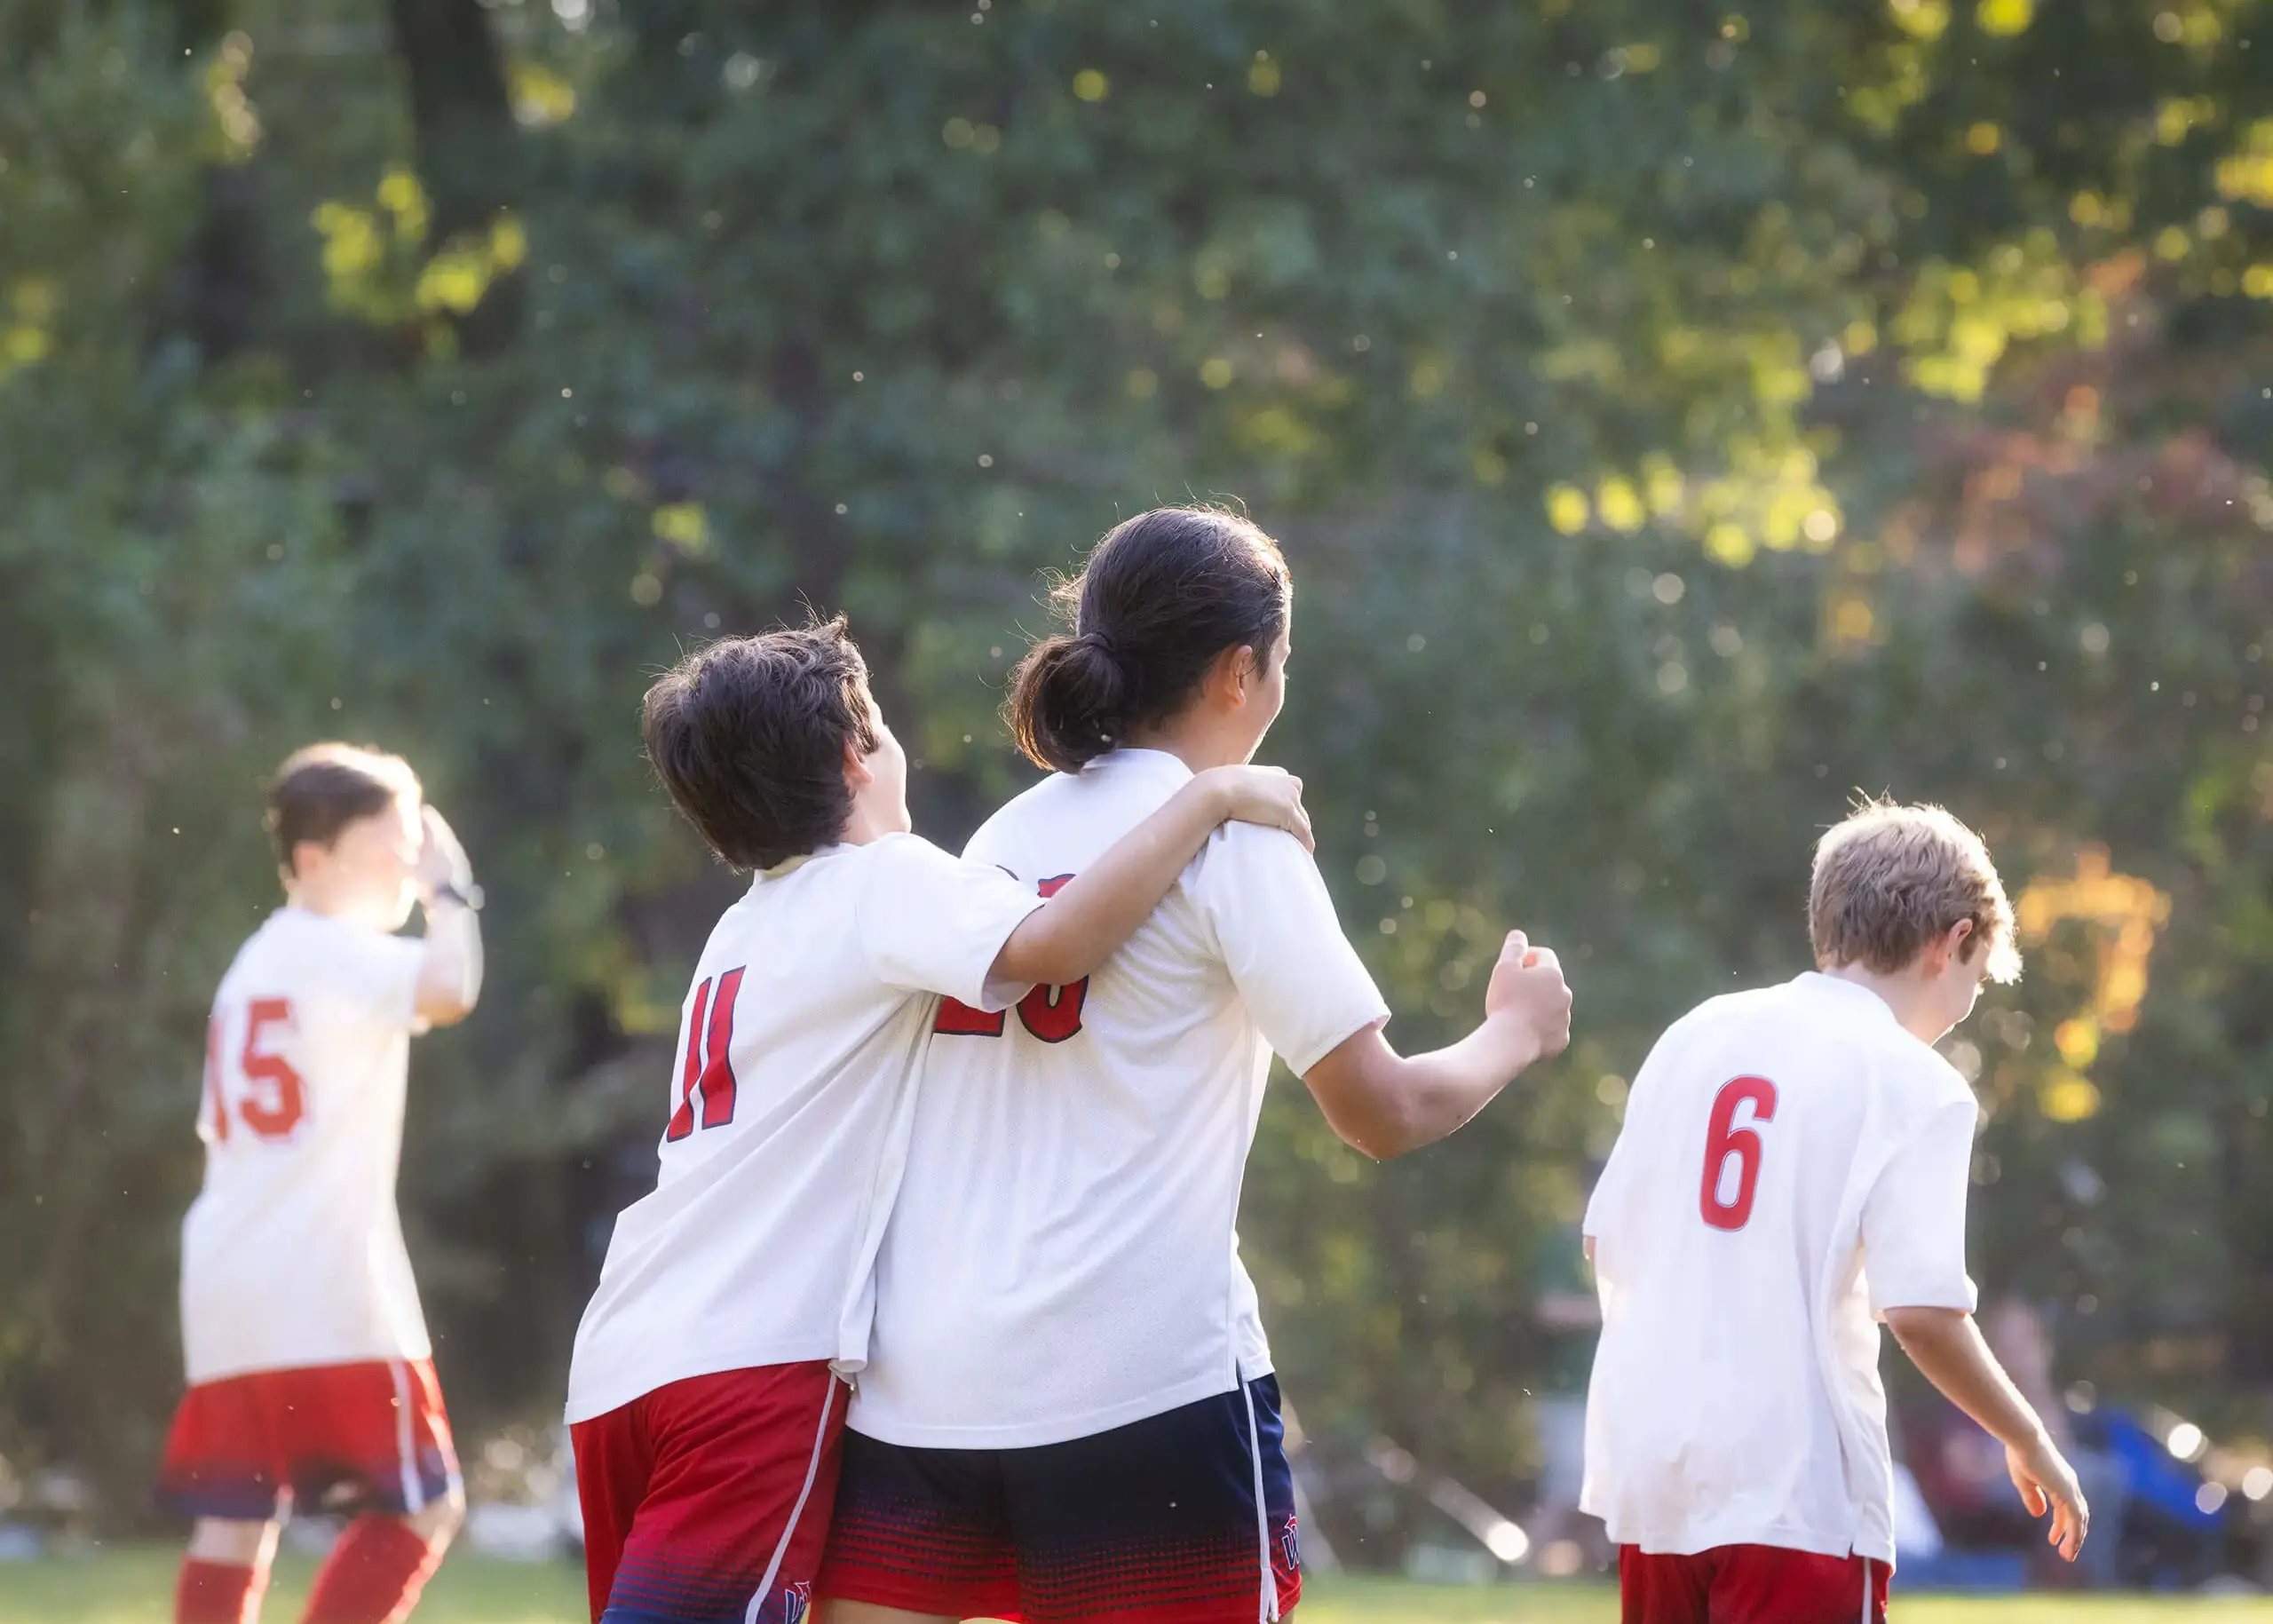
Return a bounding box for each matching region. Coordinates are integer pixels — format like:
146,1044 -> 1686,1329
818,1375 -> 1301,1623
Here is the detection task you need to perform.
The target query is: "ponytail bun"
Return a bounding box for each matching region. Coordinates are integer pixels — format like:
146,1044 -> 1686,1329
1007,630 -> 1132,772
1005,506 -> 1291,775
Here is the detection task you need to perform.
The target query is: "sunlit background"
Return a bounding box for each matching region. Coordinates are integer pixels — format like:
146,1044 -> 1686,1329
4,0 -> 2273,1612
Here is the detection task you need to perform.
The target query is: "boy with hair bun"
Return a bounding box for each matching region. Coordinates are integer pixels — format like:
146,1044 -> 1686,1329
1582,798 -> 2087,1624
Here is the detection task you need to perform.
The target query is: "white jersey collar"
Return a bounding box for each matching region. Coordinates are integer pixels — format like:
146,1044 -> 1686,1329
1793,970 -> 1900,1025
1080,747 -> 1196,784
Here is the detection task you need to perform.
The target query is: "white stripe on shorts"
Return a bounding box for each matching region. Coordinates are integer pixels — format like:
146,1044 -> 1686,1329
1239,1378 -> 1279,1624
388,1360 -> 424,1516
744,1375 -> 839,1624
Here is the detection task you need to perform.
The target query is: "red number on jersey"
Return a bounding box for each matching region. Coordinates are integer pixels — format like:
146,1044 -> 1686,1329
667,967 -> 745,1142
1699,1074 -> 1778,1232
238,997 -> 307,1139
934,999 -> 1007,1037
931,874 -> 1089,1042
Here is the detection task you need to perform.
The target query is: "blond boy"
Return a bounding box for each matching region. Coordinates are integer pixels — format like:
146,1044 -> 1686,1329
1581,800 -> 2087,1624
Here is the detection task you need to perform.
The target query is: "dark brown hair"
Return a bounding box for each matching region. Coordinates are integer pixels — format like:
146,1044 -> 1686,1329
1007,507 -> 1291,773
1810,797 -> 2022,983
642,616 -> 883,871
266,744 -> 421,875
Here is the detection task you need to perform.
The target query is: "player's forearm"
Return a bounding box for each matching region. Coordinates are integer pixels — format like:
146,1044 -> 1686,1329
993,776 -> 1230,986
1305,1017 -> 1541,1161
416,901 -> 483,1026
1886,1307 -> 2052,1453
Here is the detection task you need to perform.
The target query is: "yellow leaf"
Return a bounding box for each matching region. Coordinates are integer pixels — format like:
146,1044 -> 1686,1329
1596,478 -> 1644,532
2,325 -> 51,366
2055,1018 -> 2101,1068
414,248 -> 493,314
509,59 -> 576,128
489,215 -> 528,272
652,503 -> 709,551
1703,523 -> 1755,567
1248,53 -> 1281,96
1976,0 -> 2032,36
1889,0 -> 1950,41
377,167 -> 429,234
1544,485 -> 1589,535
2039,1072 -> 2102,1122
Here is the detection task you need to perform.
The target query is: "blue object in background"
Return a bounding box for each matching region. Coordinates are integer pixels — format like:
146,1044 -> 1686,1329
2088,1410 -> 2226,1531
1889,1550 -> 2029,1593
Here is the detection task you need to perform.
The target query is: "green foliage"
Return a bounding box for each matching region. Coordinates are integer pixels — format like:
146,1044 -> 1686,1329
1,0 -> 2269,1542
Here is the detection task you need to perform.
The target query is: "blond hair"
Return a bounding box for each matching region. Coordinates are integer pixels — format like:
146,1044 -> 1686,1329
1809,797 -> 2021,983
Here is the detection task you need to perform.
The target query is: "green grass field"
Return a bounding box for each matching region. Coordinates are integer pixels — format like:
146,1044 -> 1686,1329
4,1550 -> 2271,1622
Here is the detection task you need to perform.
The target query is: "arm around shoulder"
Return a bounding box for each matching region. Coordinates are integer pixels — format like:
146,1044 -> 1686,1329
991,765 -> 1311,989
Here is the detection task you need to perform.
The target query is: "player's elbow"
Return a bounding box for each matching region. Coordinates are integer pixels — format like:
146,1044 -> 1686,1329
1318,1087 -> 1424,1161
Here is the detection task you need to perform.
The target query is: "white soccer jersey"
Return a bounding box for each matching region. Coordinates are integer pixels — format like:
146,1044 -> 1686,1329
181,907 -> 432,1385
1580,972 -> 1982,1566
564,836 -> 1045,1425
851,749 -> 1391,1449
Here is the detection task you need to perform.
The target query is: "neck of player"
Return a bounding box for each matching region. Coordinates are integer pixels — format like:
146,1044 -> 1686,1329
1126,706 -> 1260,775
1822,963 -> 1956,1046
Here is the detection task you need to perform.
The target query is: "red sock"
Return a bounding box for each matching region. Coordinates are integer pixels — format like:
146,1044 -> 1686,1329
298,1517 -> 443,1624
177,1557 -> 268,1624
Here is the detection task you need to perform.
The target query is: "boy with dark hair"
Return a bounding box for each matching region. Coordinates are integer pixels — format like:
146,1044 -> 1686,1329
566,618 -> 1311,1624
162,743 -> 484,1624
1582,798 -> 2088,1624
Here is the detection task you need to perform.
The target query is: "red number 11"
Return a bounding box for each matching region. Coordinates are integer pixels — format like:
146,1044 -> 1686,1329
667,968 -> 744,1142
1699,1075 -> 1778,1232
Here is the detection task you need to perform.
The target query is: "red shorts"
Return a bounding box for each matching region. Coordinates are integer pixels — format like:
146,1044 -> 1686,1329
1620,1544 -> 1889,1624
156,1357 -> 458,1523
571,1361 -> 847,1624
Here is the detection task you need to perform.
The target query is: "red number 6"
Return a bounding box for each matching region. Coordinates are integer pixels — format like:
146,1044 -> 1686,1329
1699,1075 -> 1778,1232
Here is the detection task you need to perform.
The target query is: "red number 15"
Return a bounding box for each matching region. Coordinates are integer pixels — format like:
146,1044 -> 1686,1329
1699,1075 -> 1778,1232
204,997 -> 306,1142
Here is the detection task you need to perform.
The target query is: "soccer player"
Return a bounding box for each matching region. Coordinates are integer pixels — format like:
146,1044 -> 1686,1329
565,619 -> 1313,1624
160,744 -> 484,1624
823,508 -> 1573,1624
1581,800 -> 2089,1624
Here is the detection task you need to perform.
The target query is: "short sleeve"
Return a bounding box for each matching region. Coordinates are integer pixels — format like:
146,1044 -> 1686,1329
1193,823 -> 1391,1075
854,836 -> 1047,1010
1862,1097 -> 1981,1317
